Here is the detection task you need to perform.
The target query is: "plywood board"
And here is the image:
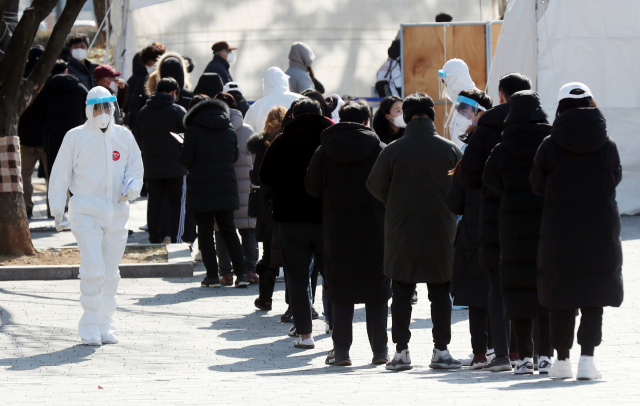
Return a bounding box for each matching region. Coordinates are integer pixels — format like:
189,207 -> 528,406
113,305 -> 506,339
434,103 -> 449,139
491,22 -> 502,58
403,24 -> 488,100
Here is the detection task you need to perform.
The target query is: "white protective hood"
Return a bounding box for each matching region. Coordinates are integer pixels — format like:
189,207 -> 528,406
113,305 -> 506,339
85,86 -> 117,132
244,67 -> 302,133
441,58 -> 477,102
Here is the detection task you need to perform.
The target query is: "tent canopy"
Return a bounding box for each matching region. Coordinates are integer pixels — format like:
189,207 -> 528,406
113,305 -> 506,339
111,0 -> 500,100
488,0 -> 640,215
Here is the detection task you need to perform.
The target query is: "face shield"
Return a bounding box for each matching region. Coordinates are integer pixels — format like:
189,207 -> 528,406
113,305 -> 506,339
438,69 -> 449,100
445,95 -> 487,141
87,95 -> 118,130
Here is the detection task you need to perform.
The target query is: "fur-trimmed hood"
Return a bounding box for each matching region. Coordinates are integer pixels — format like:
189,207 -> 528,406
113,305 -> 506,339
184,98 -> 230,131
247,132 -> 269,154
145,51 -> 192,96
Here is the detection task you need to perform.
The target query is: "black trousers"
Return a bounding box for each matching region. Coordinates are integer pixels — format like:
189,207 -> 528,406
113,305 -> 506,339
488,271 -> 511,357
550,307 -> 603,359
512,315 -> 552,358
332,301 -> 388,358
194,210 -> 246,279
278,222 -> 324,336
469,306 -> 489,355
147,177 -> 184,243
391,280 -> 451,352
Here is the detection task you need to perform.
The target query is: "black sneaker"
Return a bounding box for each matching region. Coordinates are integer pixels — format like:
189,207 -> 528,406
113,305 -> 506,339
411,290 -> 418,305
27,209 -> 32,219
254,297 -> 272,311
281,307 -> 293,323
201,276 -> 221,288
483,355 -> 513,372
325,349 -> 336,365
311,307 -> 319,320
372,352 -> 389,365
386,349 -> 412,371
235,274 -> 249,287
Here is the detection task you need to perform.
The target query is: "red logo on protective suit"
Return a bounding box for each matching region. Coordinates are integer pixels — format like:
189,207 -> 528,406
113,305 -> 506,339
113,151 -> 120,161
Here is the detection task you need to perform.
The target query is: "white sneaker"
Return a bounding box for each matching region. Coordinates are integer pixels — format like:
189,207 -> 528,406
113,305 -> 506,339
514,357 -> 534,374
576,356 -> 602,380
194,250 -> 202,262
139,224 -> 148,231
461,353 -> 474,366
486,348 -> 496,364
538,355 -> 552,374
549,359 -> 573,379
386,349 -> 412,371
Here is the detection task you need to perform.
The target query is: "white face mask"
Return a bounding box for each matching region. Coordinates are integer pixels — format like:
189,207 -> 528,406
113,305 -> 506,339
95,113 -> 111,129
450,114 -> 472,139
226,51 -> 236,64
393,115 -> 406,128
71,48 -> 88,62
146,64 -> 157,75
108,81 -> 119,93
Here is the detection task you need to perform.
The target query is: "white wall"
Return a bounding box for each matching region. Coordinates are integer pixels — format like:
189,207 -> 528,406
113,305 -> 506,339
117,0 -> 499,100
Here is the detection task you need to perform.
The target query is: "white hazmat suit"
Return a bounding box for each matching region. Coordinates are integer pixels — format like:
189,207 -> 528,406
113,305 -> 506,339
244,67 -> 302,133
48,86 -> 144,346
439,59 -> 478,149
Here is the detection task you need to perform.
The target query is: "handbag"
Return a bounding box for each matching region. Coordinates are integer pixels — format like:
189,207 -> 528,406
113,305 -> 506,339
248,188 -> 260,218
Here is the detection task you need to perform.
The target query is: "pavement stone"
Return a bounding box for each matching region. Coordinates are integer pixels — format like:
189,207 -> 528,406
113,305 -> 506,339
2,172 -> 639,404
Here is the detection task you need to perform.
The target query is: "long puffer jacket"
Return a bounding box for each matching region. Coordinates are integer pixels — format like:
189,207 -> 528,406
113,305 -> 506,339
220,109 -> 256,229
483,121 -> 552,319
530,108 -> 623,309
458,103 -> 509,273
179,99 -> 239,213
446,175 -> 488,309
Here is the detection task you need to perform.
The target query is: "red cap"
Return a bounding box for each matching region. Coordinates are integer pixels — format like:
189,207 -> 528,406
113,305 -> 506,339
93,65 -> 122,81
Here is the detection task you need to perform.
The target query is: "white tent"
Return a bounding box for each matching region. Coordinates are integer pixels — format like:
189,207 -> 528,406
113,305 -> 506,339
487,0 -> 640,215
110,0 -> 502,101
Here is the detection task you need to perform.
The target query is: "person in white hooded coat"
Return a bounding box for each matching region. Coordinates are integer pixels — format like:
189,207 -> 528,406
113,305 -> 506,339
244,67 -> 302,133
48,86 -> 144,346
439,58 -> 478,149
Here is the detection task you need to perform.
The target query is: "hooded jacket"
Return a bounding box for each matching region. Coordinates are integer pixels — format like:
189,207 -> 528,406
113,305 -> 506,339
285,42 -> 315,93
193,73 -> 224,98
247,131 -> 273,243
146,52 -> 193,110
530,108 -> 623,309
305,122 -> 390,305
367,117 -> 462,284
226,109 -> 256,229
204,53 -> 232,84
31,74 -> 88,157
67,56 -> 98,91
136,91 -> 188,179
123,52 -> 147,134
244,67 -> 302,133
458,103 -> 509,273
259,113 -> 333,224
179,99 -> 239,212
483,121 -> 552,319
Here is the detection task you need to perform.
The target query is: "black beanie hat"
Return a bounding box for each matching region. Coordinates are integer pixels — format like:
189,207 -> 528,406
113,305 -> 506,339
159,56 -> 185,89
402,92 -> 436,123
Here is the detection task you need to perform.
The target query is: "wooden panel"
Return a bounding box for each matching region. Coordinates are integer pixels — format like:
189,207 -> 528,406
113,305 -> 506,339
434,103 -> 449,139
491,22 -> 502,58
403,24 -> 487,100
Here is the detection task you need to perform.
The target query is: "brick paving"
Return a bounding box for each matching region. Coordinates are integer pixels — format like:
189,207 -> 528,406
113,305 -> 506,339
2,179 -> 639,404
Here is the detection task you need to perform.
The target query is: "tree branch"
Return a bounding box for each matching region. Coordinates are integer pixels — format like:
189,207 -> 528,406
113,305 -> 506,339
22,0 -> 88,110
0,0 -> 56,100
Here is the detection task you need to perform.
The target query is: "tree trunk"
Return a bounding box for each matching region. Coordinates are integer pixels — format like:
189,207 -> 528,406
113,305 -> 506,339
0,0 -> 19,60
0,0 -> 87,256
93,0 -> 111,47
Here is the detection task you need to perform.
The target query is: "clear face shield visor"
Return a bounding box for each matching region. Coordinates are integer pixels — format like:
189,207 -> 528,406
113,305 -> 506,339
87,95 -> 118,129
444,95 -> 487,139
438,69 -> 449,100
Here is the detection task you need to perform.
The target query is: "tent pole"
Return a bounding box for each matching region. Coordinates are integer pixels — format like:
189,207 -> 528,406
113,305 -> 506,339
88,1 -> 115,53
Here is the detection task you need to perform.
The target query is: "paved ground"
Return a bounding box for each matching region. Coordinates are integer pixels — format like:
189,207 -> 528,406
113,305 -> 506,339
2,177 -> 639,404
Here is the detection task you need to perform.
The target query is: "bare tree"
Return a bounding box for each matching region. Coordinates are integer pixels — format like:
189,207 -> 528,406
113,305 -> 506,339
93,0 -> 111,46
0,0 -> 87,256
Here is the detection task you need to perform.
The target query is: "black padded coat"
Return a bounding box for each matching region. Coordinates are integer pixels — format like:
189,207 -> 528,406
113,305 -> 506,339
483,121 -> 551,319
530,108 -> 623,309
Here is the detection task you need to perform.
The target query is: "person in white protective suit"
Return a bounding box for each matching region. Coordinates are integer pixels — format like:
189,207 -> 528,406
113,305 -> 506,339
438,58 -> 479,149
48,86 -> 144,346
244,67 -> 302,133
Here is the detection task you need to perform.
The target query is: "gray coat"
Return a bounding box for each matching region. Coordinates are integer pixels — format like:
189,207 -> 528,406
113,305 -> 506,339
225,109 -> 256,229
285,42 -> 315,93
367,117 -> 462,284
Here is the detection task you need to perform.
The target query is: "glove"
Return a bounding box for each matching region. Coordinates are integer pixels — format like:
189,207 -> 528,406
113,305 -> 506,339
118,189 -> 133,202
54,212 -> 64,232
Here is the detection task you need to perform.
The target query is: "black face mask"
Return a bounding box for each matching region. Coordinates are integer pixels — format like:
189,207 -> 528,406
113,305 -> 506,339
388,40 -> 401,60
